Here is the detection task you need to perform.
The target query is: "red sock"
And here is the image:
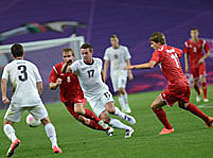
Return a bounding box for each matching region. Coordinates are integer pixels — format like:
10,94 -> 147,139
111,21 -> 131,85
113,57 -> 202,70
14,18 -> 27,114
153,108 -> 173,129
194,83 -> 201,95
88,120 -> 105,131
201,82 -> 207,99
187,103 -> 209,123
84,108 -> 100,122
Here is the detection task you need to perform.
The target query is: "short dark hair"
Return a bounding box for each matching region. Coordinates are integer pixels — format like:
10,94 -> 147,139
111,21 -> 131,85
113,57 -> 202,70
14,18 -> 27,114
190,28 -> 199,31
63,48 -> 74,56
11,43 -> 24,58
149,32 -> 166,45
80,43 -> 93,52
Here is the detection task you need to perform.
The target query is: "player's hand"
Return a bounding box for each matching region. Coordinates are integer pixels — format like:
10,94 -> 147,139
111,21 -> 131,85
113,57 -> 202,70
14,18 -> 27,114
61,63 -> 71,73
56,78 -> 62,85
2,96 -> 9,104
128,73 -> 134,81
124,65 -> 134,70
198,58 -> 204,64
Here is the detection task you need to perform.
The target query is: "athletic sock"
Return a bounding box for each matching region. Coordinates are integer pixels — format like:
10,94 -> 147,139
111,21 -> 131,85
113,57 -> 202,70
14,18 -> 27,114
109,118 -> 130,130
201,82 -> 207,99
194,83 -> 201,96
84,108 -> 100,122
187,103 -> 209,123
88,120 -> 105,131
45,123 -> 58,148
114,107 -> 126,119
3,124 -> 17,142
118,95 -> 126,110
153,108 -> 173,129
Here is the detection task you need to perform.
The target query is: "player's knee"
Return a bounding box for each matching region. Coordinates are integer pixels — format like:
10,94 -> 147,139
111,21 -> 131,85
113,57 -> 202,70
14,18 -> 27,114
105,103 -> 115,114
74,105 -> 83,114
119,88 -> 125,95
41,117 -> 51,126
99,111 -> 110,123
178,102 -> 189,109
151,104 -> 158,110
3,119 -> 13,126
78,115 -> 90,125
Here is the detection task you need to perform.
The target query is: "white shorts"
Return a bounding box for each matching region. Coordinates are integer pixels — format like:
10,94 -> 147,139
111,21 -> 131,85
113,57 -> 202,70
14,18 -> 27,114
111,72 -> 127,92
4,104 -> 48,122
88,91 -> 114,117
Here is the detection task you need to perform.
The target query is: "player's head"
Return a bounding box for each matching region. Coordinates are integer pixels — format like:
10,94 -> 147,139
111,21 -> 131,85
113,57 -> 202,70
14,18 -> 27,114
190,28 -> 199,40
149,32 -> 166,50
11,43 -> 24,59
62,48 -> 74,64
110,34 -> 119,48
80,43 -> 93,63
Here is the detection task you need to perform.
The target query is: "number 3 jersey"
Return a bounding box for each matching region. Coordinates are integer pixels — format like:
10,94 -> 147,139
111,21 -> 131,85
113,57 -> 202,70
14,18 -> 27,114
70,58 -> 109,101
49,62 -> 83,103
150,44 -> 189,89
2,59 -> 43,107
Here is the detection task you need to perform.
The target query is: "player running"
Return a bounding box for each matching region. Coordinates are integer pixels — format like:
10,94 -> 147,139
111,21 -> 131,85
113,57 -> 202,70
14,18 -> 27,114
1,44 -> 62,157
103,35 -> 134,113
63,43 -> 136,138
49,48 -> 113,136
124,32 -> 213,135
184,28 -> 211,102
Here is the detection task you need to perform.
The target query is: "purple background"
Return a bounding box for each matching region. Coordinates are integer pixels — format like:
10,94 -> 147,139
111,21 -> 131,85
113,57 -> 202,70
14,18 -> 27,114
0,0 -> 213,104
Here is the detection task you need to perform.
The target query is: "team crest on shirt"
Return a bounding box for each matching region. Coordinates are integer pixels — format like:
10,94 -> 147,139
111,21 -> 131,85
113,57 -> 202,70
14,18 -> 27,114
114,54 -> 118,59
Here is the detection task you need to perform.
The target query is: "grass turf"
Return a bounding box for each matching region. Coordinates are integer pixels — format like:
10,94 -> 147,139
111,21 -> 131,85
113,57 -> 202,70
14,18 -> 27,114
0,85 -> 213,158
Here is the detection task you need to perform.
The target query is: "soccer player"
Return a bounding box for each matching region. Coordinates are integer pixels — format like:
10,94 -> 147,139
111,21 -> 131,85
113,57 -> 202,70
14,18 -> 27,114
1,44 -> 62,157
63,43 -> 136,138
184,28 -> 210,102
124,32 -> 213,135
103,35 -> 133,113
49,48 -> 113,136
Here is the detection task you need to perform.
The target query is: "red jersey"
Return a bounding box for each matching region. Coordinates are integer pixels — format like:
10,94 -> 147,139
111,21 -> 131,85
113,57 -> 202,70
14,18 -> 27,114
150,44 -> 189,89
184,38 -> 210,68
49,62 -> 83,103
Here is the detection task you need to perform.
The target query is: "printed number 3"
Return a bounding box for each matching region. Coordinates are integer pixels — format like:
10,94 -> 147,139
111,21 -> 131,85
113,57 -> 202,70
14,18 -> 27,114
18,65 -> 28,81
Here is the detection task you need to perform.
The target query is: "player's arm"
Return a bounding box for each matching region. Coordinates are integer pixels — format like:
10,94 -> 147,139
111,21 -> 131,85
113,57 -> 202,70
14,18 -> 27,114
49,67 -> 62,90
49,78 -> 62,90
198,41 -> 211,64
124,61 -> 156,70
184,53 -> 189,72
1,78 -> 9,104
103,60 -> 109,82
37,82 -> 43,96
126,59 -> 134,81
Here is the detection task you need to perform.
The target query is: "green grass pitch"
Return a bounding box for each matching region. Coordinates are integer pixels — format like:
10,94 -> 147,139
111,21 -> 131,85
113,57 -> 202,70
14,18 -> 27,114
0,85 -> 213,158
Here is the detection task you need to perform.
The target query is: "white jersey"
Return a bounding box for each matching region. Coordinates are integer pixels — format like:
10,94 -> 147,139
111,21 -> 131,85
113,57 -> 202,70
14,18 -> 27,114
70,58 -> 109,101
2,59 -> 43,107
104,45 -> 131,76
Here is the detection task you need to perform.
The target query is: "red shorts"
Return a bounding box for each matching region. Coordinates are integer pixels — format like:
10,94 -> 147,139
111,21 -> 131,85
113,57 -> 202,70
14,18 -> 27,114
191,63 -> 206,79
161,85 -> 191,106
64,96 -> 86,119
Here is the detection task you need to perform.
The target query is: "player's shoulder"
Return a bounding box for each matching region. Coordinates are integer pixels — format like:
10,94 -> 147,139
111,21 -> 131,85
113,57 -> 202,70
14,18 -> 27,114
54,62 -> 63,69
93,57 -> 103,64
120,45 -> 128,50
105,46 -> 113,52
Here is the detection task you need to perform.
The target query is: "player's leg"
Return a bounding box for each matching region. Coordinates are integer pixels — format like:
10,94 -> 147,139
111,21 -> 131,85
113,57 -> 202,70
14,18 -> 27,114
192,68 -> 201,102
200,64 -> 208,102
30,105 -> 62,153
3,105 -> 23,157
178,101 -> 213,127
118,88 -> 131,113
151,94 -> 174,135
65,102 -> 111,134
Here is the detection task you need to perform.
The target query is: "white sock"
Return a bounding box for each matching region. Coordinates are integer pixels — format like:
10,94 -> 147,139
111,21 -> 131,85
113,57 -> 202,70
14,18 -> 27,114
114,107 -> 126,119
4,124 -> 17,142
109,118 -> 130,130
118,95 -> 126,110
45,123 -> 58,148
124,93 -> 130,108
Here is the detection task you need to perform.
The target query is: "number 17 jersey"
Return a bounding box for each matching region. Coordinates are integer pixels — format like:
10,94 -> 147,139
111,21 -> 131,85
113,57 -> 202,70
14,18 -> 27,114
70,58 -> 109,101
1,59 -> 43,107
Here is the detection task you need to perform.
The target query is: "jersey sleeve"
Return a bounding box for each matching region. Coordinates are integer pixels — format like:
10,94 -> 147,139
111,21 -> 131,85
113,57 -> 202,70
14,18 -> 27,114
1,65 -> 9,80
70,61 -> 79,72
33,65 -> 42,82
184,41 -> 188,54
150,51 -> 160,64
49,66 -> 58,83
203,40 -> 210,53
104,49 -> 109,60
124,46 -> 131,59
175,48 -> 183,58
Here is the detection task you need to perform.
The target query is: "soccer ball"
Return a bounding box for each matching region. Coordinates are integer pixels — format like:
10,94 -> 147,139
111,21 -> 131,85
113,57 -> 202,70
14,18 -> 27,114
26,114 -> 41,127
